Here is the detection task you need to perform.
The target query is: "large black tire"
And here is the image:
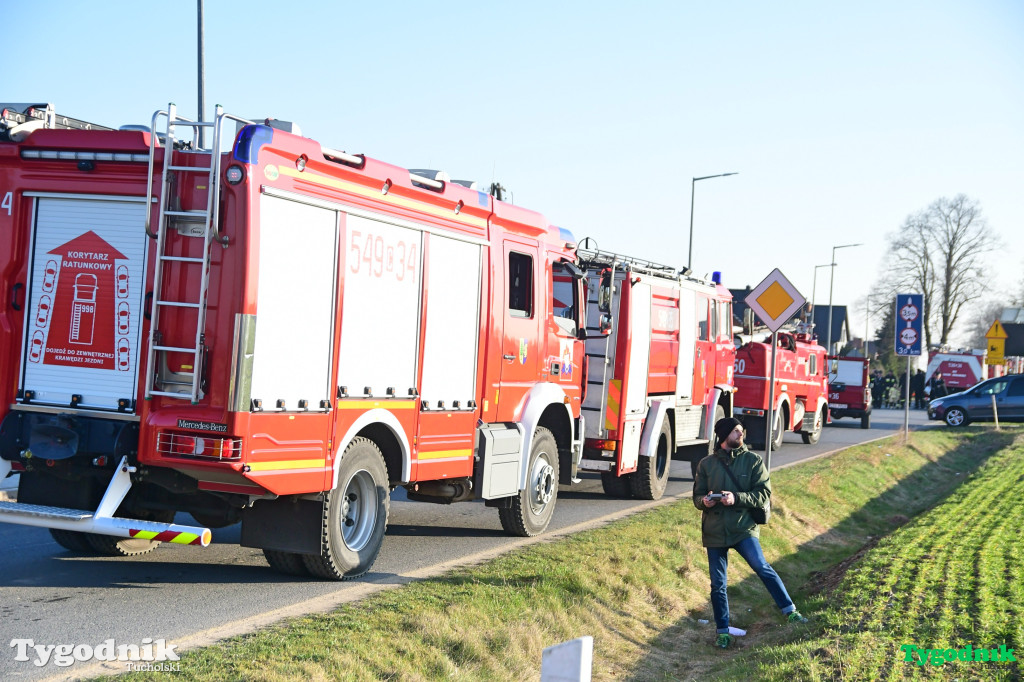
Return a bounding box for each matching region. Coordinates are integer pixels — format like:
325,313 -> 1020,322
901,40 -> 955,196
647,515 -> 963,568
693,404 -> 726,479
50,529 -> 93,553
860,413 -> 871,429
944,407 -> 968,427
768,409 -> 785,451
499,427 -> 558,537
303,437 -> 390,580
600,470 -> 633,498
801,407 -> 825,444
631,417 -> 672,500
264,549 -> 310,576
85,509 -> 176,557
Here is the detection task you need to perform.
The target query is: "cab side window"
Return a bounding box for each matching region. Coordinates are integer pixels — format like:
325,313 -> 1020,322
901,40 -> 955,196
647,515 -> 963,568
809,354 -> 818,376
509,252 -> 533,317
697,297 -> 709,341
551,262 -> 576,336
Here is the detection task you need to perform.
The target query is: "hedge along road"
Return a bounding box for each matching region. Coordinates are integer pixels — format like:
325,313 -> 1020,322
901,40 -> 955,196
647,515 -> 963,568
0,409 -> 935,681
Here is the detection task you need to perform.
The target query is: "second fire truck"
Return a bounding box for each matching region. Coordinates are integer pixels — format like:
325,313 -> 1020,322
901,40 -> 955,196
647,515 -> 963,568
733,327 -> 829,450
575,249 -> 736,491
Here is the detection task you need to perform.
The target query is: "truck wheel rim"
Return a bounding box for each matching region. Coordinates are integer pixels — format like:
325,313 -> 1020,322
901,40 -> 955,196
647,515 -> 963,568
341,469 -> 377,551
530,455 -> 555,513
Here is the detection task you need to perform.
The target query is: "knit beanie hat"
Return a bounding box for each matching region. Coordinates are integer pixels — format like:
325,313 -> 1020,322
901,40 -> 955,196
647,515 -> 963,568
714,417 -> 744,444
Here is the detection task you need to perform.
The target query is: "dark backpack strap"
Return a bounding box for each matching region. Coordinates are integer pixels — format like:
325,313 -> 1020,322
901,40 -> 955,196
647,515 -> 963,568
720,458 -> 748,492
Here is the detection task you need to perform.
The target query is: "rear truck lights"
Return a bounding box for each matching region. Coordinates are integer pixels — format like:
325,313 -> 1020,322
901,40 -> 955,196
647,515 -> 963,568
225,165 -> 244,184
591,440 -> 618,452
157,432 -> 242,461
21,149 -> 149,162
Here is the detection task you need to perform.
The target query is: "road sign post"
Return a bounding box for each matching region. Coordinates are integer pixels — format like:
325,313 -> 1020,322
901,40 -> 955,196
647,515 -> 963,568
744,269 -> 806,471
894,294 -> 923,437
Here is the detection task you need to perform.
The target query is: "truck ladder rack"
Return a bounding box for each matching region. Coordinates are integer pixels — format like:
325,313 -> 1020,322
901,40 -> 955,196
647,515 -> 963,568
576,248 -> 681,281
0,103 -> 113,141
142,103 -> 252,403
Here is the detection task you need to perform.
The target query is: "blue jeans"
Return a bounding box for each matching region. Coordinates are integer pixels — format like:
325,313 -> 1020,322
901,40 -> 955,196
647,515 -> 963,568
707,537 -> 795,633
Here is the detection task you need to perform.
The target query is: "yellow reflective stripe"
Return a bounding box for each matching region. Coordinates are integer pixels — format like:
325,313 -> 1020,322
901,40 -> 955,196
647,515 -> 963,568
247,459 -> 327,472
277,166 -> 487,228
168,533 -> 201,545
336,400 -> 417,410
606,379 -> 622,431
131,530 -> 160,540
417,449 -> 472,460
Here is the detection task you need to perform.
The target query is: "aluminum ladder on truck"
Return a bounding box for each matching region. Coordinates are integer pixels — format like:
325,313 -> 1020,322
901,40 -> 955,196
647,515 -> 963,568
142,103 -> 249,403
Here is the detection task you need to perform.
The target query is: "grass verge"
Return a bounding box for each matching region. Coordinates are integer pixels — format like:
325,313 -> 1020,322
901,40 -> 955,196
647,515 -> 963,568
110,426 -> 1021,681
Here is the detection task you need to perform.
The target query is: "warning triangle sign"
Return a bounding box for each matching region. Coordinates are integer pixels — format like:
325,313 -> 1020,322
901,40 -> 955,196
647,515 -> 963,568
985,320 -> 1009,340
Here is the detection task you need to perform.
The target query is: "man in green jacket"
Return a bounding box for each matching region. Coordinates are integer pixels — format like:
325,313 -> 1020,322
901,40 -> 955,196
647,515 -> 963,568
694,417 -> 808,648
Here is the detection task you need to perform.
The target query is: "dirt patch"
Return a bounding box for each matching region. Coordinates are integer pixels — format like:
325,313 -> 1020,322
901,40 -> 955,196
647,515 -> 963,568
805,535 -> 882,595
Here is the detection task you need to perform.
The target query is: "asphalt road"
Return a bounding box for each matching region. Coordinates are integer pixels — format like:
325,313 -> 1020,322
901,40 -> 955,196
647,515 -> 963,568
0,408 -> 935,680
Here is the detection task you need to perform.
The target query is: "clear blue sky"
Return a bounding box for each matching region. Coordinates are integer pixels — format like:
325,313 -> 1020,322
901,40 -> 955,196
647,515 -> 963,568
5,1 -> 1022,343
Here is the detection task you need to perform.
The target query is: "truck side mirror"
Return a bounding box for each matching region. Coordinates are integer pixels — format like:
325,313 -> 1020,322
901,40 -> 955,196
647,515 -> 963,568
599,313 -> 613,335
598,270 -> 612,313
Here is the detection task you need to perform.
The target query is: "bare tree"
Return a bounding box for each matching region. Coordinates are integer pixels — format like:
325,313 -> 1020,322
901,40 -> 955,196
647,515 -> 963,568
963,299 -> 1006,350
881,195 -> 997,347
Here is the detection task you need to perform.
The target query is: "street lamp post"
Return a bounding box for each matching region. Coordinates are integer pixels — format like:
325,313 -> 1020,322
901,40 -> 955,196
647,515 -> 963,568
808,262 -> 833,323
687,172 -> 738,271
825,243 -> 862,354
864,294 -> 874,359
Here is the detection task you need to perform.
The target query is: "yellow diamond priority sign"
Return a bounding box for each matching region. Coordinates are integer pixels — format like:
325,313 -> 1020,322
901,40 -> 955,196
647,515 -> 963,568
745,268 -> 806,333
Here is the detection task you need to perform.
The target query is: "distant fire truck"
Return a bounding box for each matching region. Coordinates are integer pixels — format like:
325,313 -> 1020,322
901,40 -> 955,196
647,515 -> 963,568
0,102 -> 593,579
826,355 -> 872,428
575,249 -> 735,489
732,327 -> 829,450
925,349 -> 985,391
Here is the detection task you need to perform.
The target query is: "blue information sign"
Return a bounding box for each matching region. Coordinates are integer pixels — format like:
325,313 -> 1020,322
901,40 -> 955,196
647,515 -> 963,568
894,293 -> 923,356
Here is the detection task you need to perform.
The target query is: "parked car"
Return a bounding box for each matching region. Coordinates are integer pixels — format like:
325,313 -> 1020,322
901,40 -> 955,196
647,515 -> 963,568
927,375 -> 1024,426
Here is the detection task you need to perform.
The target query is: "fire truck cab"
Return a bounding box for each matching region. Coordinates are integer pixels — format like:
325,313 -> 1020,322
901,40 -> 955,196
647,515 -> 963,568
576,249 -> 735,492
0,103 -> 589,579
733,328 -> 829,450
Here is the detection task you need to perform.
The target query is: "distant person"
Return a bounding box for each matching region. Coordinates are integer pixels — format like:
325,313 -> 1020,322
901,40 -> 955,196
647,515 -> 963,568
929,372 -> 947,399
871,371 -> 885,409
884,371 -> 897,408
693,417 -> 808,649
912,370 -> 926,409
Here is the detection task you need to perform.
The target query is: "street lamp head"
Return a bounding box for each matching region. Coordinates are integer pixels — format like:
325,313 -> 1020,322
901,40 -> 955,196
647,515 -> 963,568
687,172 -> 739,270
833,242 -> 863,251
693,172 -> 739,182
825,243 -> 863,353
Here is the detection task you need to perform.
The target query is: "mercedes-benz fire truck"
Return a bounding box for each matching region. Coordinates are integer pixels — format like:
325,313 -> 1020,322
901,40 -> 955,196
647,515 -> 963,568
733,327 -> 829,451
0,102 -> 590,579
575,249 -> 735,490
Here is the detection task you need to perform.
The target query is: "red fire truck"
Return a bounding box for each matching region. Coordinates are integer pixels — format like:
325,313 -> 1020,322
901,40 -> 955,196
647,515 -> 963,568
0,103 -> 591,579
826,355 -> 872,428
732,327 -> 829,450
925,349 -> 986,392
575,249 -> 735,491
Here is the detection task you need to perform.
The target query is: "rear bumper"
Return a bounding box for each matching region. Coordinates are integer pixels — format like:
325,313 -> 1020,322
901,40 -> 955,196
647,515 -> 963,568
0,456 -> 211,546
828,405 -> 871,419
